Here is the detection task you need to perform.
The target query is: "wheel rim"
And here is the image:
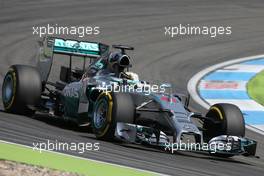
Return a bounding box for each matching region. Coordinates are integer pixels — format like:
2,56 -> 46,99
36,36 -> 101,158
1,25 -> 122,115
94,98 -> 109,129
2,74 -> 14,103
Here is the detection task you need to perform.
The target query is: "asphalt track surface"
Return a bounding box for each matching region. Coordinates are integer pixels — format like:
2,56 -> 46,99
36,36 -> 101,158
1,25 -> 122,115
1,0 -> 264,175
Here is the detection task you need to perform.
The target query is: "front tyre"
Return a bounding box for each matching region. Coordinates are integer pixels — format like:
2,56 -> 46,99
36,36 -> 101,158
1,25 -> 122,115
2,65 -> 42,115
92,92 -> 135,140
204,103 -> 245,140
203,103 -> 245,157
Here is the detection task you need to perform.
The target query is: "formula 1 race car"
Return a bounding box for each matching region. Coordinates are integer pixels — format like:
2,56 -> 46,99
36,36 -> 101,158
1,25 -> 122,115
2,37 -> 257,157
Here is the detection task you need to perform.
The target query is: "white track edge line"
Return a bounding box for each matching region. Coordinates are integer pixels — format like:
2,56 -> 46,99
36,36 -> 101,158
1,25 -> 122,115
0,140 -> 169,176
187,54 -> 264,135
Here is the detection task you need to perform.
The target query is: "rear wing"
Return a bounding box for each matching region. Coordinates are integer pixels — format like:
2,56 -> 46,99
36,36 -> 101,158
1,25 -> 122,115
47,37 -> 109,57
53,38 -> 100,57
37,37 -> 109,82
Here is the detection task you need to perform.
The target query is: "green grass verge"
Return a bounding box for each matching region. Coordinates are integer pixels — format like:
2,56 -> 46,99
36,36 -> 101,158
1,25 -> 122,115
0,141 -> 157,176
247,70 -> 264,106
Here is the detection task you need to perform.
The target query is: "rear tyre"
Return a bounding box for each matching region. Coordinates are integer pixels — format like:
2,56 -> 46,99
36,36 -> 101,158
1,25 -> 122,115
2,65 -> 42,115
203,103 -> 245,157
92,92 -> 135,140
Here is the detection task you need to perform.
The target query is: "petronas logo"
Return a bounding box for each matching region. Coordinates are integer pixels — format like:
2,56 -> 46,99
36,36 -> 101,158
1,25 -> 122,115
73,42 -> 80,49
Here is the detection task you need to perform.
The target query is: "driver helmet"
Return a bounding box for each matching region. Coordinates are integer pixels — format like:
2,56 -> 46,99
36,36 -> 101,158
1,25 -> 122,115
107,52 -> 130,74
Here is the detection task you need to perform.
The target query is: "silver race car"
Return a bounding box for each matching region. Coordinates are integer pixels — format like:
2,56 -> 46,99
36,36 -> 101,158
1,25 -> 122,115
2,37 -> 257,157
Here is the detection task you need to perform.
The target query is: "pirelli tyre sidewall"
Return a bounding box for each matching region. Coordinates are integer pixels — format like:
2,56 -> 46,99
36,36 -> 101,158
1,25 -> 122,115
2,65 -> 42,115
204,103 -> 245,142
92,92 -> 135,140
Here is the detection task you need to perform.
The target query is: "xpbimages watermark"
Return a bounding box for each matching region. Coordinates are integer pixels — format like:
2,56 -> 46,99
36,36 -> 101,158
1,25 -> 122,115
164,141 -> 232,153
164,24 -> 232,38
97,82 -> 166,95
33,140 -> 100,154
32,24 -> 100,37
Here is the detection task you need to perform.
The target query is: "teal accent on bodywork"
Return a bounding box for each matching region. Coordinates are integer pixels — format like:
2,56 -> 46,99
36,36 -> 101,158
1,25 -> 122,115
127,80 -> 139,85
94,59 -> 105,69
